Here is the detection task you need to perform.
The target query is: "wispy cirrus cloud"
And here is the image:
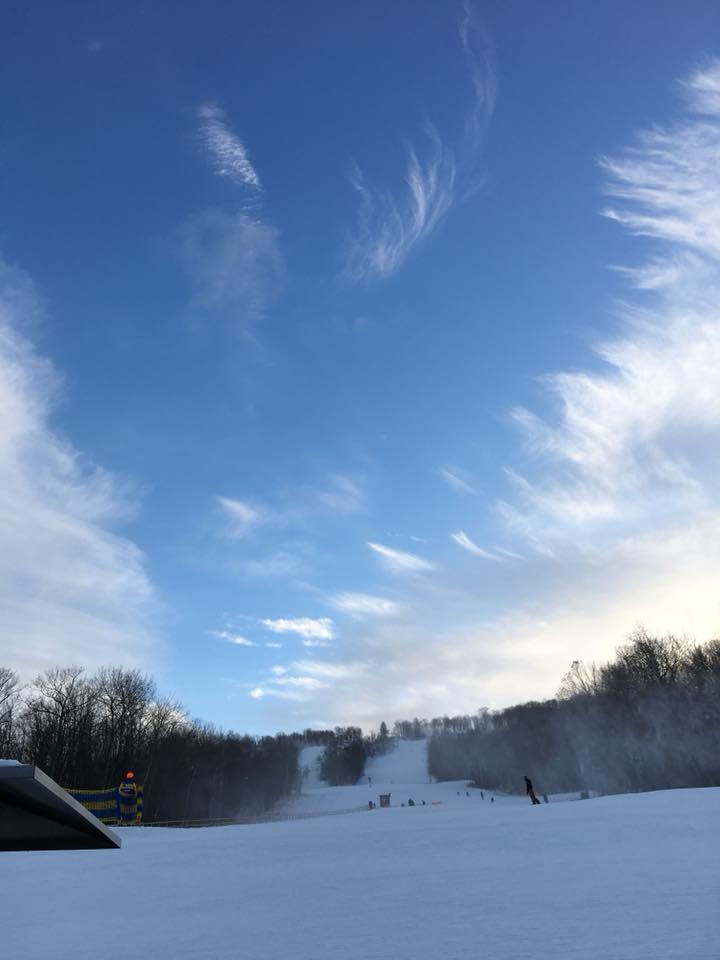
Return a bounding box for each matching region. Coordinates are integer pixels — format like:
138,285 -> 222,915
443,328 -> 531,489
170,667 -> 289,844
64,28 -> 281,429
292,658 -> 371,681
345,129 -> 456,282
367,541 -> 434,574
247,657 -> 370,705
209,629 -> 255,647
179,209 -> 283,321
458,0 -> 497,154
450,530 -> 497,560
216,496 -> 265,538
439,466 -> 476,494
316,474 -> 366,514
235,62 -> 720,735
0,258 -> 159,677
345,4 -> 495,281
249,673 -> 329,701
271,675 -> 328,690
506,61 -> 720,547
197,103 -> 261,191
216,473 -> 365,539
327,592 -> 405,618
261,616 -> 335,644
183,104 -> 281,326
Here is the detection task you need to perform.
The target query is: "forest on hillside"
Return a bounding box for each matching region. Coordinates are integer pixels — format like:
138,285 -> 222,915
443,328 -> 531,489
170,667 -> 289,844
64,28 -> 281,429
419,630 -> 720,795
3,630 -> 719,812
0,665 -> 299,821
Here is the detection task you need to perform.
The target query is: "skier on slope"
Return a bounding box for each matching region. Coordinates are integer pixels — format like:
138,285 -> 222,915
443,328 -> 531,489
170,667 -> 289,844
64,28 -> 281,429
524,775 -> 541,805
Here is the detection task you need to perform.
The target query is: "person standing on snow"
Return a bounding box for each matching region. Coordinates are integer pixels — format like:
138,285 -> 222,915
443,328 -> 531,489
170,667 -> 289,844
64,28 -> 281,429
118,770 -> 141,823
524,775 -> 541,805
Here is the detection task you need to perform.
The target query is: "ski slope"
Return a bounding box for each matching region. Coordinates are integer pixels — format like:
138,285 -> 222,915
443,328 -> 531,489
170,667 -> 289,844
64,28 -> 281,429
291,737 -> 528,814
298,744 -> 325,789
290,737 -> 450,814
2,744 -> 718,959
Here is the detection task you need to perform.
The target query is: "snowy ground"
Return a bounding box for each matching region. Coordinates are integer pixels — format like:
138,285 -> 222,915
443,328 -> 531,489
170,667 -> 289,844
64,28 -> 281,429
2,741 -> 718,959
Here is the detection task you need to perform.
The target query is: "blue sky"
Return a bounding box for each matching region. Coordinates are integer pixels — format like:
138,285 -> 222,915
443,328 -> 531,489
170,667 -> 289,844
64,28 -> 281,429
2,1 -> 720,734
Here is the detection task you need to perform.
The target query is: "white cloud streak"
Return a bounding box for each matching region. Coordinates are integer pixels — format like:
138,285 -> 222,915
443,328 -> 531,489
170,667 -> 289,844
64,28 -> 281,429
345,130 -> 456,282
210,629 -> 255,647
327,592 -> 405,618
261,617 -> 335,641
216,496 -> 264,538
291,659 -> 370,681
458,0 -> 497,154
505,63 -> 720,547
197,103 -> 261,190
345,5 -> 494,281
271,675 -> 328,691
439,467 -> 476,494
367,541 -> 433,574
450,530 -> 497,560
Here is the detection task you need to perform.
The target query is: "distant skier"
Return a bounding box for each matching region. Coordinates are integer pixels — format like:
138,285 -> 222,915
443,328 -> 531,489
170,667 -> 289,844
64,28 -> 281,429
524,775 -> 541,805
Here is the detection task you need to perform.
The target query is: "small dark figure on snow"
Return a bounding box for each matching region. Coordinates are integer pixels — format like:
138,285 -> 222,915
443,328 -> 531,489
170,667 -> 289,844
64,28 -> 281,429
524,775 -> 541,805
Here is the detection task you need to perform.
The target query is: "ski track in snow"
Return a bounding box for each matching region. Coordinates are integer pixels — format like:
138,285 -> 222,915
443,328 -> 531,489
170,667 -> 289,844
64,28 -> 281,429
2,740 -> 718,959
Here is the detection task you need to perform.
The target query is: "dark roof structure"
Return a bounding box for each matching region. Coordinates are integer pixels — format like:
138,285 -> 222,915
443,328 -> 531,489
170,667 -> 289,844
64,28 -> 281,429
0,762 -> 121,851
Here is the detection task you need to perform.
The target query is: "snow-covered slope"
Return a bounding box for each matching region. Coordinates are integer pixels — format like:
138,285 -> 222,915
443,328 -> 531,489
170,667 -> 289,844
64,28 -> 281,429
287,737 -> 509,815
287,737 -> 447,814
365,737 -> 429,783
298,744 -> 325,789
3,786 -> 718,959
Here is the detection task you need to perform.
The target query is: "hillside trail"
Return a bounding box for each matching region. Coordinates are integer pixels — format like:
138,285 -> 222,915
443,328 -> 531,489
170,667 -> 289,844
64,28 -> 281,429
289,738 -> 526,814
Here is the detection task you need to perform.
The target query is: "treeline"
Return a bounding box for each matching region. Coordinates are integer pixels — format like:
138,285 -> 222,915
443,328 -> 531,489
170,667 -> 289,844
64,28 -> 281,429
0,665 -> 299,821
318,722 -> 393,786
424,630 -> 720,796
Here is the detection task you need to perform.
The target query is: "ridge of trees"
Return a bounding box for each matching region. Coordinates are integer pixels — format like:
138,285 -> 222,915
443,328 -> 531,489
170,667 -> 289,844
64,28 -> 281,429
4,629 -> 718,809
317,722 -> 392,786
0,665 -> 298,821
419,630 -> 720,795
